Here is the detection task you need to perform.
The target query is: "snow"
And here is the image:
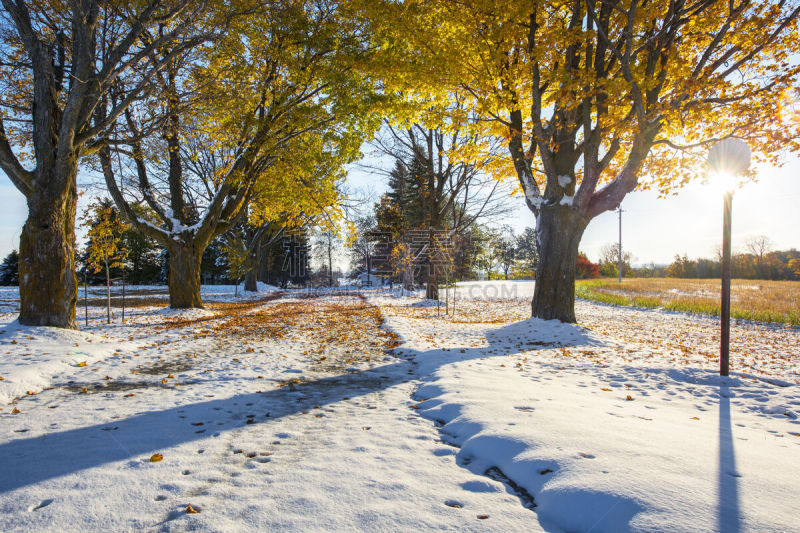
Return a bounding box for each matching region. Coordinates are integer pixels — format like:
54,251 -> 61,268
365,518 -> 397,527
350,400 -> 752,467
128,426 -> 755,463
0,282 -> 798,531
558,175 -> 572,188
372,287 -> 800,533
0,321 -> 135,404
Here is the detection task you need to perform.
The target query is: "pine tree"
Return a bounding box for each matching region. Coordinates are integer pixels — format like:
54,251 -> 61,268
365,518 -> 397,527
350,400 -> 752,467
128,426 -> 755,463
0,250 -> 19,286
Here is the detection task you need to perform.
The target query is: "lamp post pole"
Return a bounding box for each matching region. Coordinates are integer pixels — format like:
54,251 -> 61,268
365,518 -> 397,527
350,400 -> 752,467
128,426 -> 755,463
708,137 -> 750,377
720,191 -> 733,376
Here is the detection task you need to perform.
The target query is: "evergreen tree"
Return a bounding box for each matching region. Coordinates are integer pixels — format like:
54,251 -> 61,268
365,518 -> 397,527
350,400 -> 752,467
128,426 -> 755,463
515,228 -> 539,278
0,250 -> 19,286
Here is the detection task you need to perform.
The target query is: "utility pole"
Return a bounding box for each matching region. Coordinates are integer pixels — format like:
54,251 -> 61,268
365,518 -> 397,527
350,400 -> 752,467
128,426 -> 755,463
617,206 -> 624,282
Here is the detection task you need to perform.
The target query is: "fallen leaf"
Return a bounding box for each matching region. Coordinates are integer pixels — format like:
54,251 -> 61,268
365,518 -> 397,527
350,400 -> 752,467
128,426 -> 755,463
185,504 -> 199,514
77,361 -> 87,367
150,453 -> 163,462
601,388 -> 611,392
626,395 -> 633,401
477,514 -> 489,520
691,416 -> 700,420
12,407 -> 20,414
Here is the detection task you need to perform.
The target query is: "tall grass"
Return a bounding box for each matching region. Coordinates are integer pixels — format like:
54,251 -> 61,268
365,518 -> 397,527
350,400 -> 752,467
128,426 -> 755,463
576,278 -> 800,326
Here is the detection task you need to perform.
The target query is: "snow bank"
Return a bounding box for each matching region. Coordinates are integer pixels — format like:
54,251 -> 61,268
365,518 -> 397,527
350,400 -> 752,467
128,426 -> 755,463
0,321 -> 132,404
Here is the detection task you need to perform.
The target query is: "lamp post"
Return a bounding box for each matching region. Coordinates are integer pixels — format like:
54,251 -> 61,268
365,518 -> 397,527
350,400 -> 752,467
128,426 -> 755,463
708,138 -> 750,376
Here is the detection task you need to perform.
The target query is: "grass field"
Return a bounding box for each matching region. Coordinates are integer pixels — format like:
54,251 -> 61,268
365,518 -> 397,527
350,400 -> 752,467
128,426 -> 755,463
576,278 -> 800,326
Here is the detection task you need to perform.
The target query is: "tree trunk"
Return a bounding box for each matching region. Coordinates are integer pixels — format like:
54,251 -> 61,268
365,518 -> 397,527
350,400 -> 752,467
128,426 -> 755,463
532,206 -> 588,323
328,243 -> 333,286
244,268 -> 258,292
105,261 -> 111,324
425,273 -> 439,300
167,242 -> 203,308
18,183 -> 78,328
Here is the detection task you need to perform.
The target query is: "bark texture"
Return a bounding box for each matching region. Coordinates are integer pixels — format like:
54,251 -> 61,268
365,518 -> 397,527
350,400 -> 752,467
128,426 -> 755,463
244,268 -> 258,292
531,206 -> 588,323
167,243 -> 204,308
18,183 -> 78,327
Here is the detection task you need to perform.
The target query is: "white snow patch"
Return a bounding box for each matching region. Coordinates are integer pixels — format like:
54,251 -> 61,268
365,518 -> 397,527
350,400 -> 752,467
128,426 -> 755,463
0,321 -> 136,404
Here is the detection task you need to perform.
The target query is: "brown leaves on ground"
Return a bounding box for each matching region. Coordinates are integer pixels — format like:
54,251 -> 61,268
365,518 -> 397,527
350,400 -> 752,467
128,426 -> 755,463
149,453 -> 163,462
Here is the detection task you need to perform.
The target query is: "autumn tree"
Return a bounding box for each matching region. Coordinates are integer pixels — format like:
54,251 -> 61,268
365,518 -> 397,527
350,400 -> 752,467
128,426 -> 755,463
100,0 -> 379,308
80,199 -> 129,323
0,0 -> 210,327
221,234 -> 248,297
373,0 -> 800,321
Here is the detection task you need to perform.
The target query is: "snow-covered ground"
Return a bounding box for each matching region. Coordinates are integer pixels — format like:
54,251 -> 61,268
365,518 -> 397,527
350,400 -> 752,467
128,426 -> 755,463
1,283 -> 798,532
371,291 -> 800,533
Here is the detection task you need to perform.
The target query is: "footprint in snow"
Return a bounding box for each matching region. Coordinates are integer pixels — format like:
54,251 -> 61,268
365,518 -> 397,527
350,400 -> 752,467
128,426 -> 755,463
461,480 -> 498,493
28,499 -> 54,512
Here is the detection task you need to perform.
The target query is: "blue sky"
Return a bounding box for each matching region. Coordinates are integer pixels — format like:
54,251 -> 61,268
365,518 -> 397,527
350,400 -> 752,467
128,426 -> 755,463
1,154 -> 798,266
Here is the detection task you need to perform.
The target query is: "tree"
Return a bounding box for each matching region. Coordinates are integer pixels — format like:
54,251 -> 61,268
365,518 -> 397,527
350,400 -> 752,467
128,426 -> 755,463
492,227 -> 517,280
314,229 -> 341,286
598,243 -> 634,278
80,200 -> 129,323
0,250 -> 19,285
0,0 -> 210,327
241,222 -> 285,293
576,253 -> 599,279
789,258 -> 800,278
100,0 -> 378,308
514,227 -> 539,278
221,235 -> 249,297
745,235 -> 774,277
377,0 -> 800,321
348,215 -> 379,286
120,207 -> 163,285
371,114 -> 512,299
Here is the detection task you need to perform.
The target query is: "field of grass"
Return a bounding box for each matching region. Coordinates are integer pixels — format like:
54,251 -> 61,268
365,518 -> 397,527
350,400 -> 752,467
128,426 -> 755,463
576,278 -> 800,326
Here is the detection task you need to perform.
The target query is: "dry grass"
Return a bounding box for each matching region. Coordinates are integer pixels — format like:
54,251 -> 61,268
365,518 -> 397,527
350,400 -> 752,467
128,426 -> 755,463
576,278 -> 800,325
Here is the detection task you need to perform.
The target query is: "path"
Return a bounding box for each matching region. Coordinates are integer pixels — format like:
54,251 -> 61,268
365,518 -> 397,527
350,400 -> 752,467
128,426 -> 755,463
0,293 -> 541,532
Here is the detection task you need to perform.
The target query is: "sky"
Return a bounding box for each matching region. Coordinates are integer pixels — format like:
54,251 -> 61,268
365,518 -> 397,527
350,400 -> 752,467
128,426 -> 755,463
345,153 -> 800,266
0,153 -> 798,267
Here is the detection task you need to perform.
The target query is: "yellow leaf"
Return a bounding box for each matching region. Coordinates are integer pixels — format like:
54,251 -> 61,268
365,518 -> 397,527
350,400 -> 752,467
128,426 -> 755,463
185,504 -> 199,514
150,453 -> 163,463
77,361 -> 87,367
